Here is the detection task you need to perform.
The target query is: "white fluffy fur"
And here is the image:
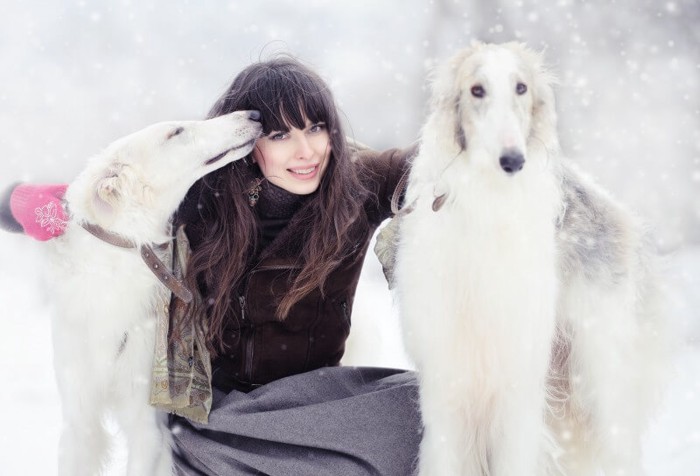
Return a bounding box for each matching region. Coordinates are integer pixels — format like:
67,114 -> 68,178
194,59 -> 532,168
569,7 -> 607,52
395,42 -> 669,475
46,111 -> 261,476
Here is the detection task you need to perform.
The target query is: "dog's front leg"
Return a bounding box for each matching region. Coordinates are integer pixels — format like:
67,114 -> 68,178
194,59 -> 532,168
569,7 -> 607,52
416,364 -> 486,476
57,418 -> 110,476
489,360 -> 555,476
487,278 -> 559,476
53,334 -> 111,475
120,402 -> 173,476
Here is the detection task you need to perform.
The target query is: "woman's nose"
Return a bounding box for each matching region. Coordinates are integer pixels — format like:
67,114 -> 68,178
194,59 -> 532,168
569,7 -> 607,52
295,136 -> 314,160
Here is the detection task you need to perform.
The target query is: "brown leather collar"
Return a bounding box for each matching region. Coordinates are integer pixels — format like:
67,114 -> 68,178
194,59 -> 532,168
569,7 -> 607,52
80,222 -> 193,303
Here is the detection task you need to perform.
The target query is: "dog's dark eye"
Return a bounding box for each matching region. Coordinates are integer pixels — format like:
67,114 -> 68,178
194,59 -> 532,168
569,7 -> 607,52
167,127 -> 184,140
470,85 -> 486,98
516,83 -> 528,95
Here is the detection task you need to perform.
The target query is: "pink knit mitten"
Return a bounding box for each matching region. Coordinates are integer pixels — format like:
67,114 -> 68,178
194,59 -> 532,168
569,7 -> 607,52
8,183 -> 69,241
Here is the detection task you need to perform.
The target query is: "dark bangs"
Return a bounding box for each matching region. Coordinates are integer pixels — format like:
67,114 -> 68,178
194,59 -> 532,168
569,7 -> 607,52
256,67 -> 332,134
208,57 -> 336,136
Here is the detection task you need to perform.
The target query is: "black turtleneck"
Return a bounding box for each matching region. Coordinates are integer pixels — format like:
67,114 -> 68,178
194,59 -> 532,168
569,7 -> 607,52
255,180 -> 309,249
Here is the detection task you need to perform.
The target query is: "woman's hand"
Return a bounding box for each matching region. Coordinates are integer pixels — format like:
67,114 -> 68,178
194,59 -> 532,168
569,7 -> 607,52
1,182 -> 69,240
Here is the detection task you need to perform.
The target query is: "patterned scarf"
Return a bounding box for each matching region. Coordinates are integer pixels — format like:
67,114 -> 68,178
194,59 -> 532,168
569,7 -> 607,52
149,225 -> 212,424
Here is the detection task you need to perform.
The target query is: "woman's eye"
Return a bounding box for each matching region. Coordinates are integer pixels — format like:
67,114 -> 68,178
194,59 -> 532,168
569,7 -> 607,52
309,123 -> 326,133
269,132 -> 288,141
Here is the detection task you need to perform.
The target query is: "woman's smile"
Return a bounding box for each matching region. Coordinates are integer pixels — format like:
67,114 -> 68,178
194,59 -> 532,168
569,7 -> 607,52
288,164 -> 320,179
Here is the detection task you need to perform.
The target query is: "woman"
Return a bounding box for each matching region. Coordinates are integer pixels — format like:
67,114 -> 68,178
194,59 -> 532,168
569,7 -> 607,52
167,57 -> 420,475
0,56 -> 421,475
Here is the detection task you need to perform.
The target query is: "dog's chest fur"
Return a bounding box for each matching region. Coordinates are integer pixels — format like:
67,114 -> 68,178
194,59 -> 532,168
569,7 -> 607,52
46,222 -> 168,371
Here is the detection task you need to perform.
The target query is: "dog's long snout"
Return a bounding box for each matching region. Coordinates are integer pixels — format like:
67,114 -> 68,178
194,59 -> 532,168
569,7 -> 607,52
248,110 -> 262,122
499,150 -> 525,174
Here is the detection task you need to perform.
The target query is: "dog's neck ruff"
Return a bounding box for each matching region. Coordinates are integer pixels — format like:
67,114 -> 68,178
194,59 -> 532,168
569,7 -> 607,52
80,222 -> 193,303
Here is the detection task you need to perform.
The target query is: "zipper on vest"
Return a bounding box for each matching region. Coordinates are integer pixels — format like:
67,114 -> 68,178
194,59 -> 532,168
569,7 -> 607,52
238,295 -> 246,321
238,263 -> 302,383
238,294 -> 255,382
341,300 -> 350,327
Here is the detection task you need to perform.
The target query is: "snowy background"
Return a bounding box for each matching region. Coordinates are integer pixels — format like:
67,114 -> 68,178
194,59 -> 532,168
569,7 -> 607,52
0,0 -> 698,474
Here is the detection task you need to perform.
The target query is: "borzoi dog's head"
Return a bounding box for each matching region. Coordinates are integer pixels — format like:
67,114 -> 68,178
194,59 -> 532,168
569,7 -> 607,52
67,110 -> 262,242
426,42 -> 559,176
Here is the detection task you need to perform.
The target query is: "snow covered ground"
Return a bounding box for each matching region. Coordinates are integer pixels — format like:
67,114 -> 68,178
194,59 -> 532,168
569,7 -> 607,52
0,230 -> 698,474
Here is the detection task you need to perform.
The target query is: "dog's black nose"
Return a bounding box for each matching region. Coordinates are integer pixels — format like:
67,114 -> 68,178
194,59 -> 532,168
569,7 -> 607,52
248,110 -> 262,122
499,151 -> 525,174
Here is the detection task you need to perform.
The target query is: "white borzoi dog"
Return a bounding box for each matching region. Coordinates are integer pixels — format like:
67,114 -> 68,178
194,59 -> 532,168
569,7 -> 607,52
47,111 -> 261,476
395,42 -> 669,475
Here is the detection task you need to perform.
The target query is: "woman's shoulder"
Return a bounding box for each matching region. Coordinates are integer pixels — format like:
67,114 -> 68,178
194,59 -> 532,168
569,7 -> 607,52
351,142 -> 417,180
349,141 -> 418,222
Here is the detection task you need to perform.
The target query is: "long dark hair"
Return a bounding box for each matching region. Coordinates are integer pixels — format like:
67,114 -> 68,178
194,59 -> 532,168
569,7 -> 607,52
180,56 -> 367,357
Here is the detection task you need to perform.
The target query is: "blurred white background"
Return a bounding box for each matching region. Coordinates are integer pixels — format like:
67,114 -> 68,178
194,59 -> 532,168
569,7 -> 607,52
0,0 -> 697,474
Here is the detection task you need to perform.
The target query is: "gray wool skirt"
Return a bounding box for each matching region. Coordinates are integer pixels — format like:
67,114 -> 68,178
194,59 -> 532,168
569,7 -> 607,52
169,366 -> 422,476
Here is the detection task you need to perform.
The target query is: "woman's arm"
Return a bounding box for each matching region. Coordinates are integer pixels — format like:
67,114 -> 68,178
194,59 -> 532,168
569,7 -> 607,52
354,143 -> 419,223
351,143 -> 419,288
0,182 -> 23,233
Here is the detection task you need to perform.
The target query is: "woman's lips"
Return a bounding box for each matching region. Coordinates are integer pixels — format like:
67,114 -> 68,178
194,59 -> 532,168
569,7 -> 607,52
288,164 -> 319,180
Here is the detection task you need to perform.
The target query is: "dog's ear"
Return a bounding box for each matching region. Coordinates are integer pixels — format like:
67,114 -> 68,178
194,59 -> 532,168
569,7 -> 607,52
429,45 -> 476,111
429,43 -> 482,152
91,167 -> 124,216
96,171 -> 122,205
525,46 -> 560,154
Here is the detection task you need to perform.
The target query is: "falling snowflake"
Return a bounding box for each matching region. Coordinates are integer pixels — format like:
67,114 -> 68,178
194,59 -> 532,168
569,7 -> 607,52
34,201 -> 67,235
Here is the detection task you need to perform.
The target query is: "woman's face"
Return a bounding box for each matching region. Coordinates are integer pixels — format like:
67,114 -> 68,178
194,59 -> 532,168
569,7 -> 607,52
252,118 -> 331,195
